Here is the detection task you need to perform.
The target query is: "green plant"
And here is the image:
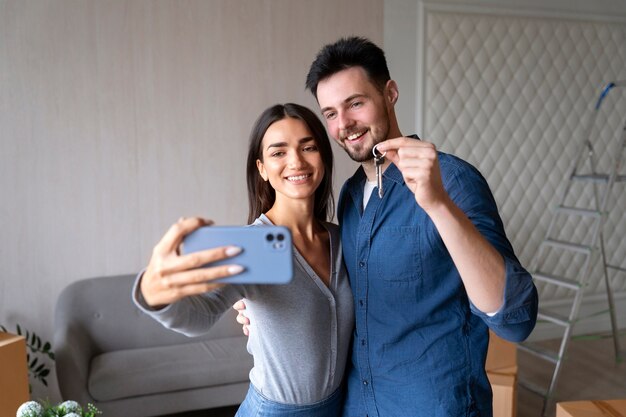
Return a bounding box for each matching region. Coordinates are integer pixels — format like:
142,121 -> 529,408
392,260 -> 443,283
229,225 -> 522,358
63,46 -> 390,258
17,400 -> 101,417
0,324 -> 55,392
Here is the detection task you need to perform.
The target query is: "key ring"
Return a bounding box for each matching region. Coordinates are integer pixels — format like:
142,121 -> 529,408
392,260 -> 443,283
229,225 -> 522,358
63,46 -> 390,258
372,144 -> 387,159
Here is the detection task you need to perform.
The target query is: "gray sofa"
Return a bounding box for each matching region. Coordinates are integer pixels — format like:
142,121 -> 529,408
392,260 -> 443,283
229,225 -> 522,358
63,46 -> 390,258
54,274 -> 253,417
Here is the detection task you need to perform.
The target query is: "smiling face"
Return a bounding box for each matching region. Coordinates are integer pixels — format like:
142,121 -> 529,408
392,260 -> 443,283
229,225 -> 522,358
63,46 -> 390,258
317,66 -> 398,162
256,117 -> 325,204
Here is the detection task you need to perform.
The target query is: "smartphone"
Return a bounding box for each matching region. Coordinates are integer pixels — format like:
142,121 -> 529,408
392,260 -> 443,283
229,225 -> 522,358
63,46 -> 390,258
182,226 -> 293,284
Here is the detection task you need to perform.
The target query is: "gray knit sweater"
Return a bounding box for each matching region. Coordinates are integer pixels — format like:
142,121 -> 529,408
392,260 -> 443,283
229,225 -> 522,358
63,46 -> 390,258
133,214 -> 354,405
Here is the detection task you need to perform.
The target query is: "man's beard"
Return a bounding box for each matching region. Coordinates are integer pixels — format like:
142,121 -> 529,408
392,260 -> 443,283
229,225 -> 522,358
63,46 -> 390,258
343,115 -> 391,163
345,141 -> 376,163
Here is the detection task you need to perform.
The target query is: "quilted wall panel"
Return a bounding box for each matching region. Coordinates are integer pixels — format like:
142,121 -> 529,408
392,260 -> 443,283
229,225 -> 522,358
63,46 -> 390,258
421,5 -> 626,303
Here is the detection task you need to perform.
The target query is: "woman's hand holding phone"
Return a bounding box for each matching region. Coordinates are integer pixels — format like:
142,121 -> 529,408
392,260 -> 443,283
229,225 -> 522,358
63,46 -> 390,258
140,217 -> 244,308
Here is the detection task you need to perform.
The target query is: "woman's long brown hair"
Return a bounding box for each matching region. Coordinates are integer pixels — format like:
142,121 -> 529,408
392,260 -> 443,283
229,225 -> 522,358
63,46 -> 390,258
246,103 -> 334,224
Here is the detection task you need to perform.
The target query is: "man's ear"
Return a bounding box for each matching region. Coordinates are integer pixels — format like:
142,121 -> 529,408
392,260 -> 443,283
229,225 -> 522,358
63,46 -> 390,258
385,80 -> 399,105
256,159 -> 268,181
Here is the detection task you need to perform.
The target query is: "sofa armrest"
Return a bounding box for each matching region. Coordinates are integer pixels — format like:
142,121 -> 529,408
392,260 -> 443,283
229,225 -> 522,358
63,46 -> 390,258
53,322 -> 97,403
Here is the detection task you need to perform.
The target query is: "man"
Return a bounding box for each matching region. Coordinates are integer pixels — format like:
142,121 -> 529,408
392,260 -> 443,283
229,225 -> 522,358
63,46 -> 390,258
239,37 -> 538,416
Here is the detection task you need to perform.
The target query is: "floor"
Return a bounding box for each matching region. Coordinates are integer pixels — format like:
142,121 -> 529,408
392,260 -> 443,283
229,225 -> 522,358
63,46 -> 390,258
160,406 -> 239,417
162,333 -> 626,417
517,332 -> 626,417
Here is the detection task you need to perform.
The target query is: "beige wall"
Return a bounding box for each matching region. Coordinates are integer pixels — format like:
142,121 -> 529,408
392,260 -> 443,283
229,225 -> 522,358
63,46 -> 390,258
0,0 -> 382,400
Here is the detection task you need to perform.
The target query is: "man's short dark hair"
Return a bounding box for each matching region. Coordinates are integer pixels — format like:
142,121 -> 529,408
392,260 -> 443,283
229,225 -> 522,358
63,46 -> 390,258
305,37 -> 391,98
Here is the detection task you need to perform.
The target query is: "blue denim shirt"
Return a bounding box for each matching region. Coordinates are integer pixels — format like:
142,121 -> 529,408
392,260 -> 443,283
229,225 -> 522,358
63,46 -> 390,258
338,142 -> 538,417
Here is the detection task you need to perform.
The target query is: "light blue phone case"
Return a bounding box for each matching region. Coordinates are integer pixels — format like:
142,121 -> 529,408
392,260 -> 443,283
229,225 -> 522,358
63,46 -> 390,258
182,226 -> 294,284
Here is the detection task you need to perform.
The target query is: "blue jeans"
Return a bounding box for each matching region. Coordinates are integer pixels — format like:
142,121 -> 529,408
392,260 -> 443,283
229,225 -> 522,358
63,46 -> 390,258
234,384 -> 343,417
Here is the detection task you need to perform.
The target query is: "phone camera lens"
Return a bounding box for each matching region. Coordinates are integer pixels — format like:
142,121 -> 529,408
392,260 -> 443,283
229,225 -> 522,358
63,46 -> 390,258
276,233 -> 285,242
266,234 -> 275,242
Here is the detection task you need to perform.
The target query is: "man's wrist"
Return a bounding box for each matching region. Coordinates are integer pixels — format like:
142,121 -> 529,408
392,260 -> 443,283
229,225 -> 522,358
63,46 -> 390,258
420,195 -> 455,223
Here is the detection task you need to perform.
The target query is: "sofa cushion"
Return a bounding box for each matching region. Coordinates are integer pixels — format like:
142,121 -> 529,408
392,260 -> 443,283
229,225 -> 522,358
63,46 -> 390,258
88,336 -> 252,401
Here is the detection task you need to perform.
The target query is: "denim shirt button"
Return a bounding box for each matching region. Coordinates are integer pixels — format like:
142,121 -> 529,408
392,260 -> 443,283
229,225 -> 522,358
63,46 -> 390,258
359,261 -> 365,268
363,380 -> 368,385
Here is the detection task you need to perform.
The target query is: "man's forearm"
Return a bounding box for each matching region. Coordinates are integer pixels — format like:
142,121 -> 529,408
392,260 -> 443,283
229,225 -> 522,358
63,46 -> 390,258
426,196 -> 506,313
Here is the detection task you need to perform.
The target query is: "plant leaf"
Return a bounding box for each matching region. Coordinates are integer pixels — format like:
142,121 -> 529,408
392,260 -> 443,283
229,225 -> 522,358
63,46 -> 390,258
17,324 -> 22,335
30,357 -> 38,368
40,369 -> 50,377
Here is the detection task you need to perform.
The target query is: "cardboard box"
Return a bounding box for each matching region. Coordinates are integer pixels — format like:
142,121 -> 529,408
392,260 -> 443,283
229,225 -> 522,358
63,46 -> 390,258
556,399 -> 626,417
0,332 -> 30,416
486,331 -> 518,417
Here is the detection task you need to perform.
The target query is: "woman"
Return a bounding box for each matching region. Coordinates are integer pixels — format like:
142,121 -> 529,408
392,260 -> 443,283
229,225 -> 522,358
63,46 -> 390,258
133,103 -> 354,416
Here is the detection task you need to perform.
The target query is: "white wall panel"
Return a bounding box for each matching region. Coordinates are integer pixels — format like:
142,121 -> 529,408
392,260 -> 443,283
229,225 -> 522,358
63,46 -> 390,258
414,1 -> 626,324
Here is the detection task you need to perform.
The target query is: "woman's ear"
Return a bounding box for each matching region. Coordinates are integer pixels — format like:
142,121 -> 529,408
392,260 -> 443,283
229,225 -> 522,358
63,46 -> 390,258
385,80 -> 399,105
256,159 -> 268,181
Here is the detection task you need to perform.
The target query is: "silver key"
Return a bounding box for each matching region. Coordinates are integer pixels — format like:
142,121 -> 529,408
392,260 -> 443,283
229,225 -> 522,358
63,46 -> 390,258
373,144 -> 386,198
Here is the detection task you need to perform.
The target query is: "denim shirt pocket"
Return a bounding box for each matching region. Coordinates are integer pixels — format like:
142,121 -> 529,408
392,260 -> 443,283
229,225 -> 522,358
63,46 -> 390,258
373,226 -> 422,282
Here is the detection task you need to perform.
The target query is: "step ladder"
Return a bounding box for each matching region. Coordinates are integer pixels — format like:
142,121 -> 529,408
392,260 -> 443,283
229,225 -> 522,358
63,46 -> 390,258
518,80 -> 626,416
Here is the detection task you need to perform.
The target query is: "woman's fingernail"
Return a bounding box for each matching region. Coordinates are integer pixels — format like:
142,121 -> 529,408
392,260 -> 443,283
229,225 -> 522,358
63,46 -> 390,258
228,265 -> 244,274
225,246 -> 242,256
